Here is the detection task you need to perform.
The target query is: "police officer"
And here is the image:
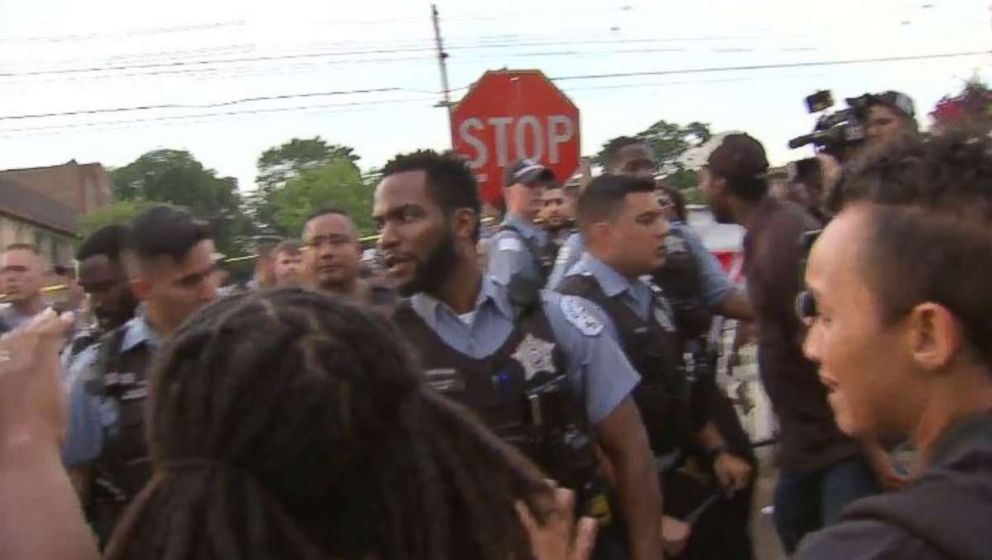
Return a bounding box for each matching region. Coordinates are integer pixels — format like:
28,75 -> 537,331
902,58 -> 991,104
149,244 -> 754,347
557,174 -> 754,560
62,206 -> 220,545
61,226 -> 138,373
549,138 -> 752,322
488,159 -> 560,306
374,150 -> 663,560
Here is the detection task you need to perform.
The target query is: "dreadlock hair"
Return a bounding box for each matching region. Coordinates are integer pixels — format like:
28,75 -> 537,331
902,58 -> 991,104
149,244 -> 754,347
105,288 -> 553,560
382,150 -> 483,242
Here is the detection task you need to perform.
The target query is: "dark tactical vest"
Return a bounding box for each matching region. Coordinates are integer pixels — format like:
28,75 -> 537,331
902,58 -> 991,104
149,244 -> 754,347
500,223 -> 558,281
557,274 -> 693,456
393,301 -> 611,523
651,227 -> 712,341
84,324 -> 154,543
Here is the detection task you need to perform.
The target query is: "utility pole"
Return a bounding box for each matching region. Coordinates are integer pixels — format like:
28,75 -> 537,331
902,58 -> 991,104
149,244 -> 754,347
431,4 -> 454,144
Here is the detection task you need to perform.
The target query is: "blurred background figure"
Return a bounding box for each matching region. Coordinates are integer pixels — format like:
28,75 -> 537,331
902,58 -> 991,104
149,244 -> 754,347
250,241 -> 277,290
271,239 -> 305,287
539,179 -> 576,251
1,243 -> 47,334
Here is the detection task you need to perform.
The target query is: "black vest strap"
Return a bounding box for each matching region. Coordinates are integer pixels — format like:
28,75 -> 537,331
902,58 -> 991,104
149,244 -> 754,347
500,223 -> 557,280
556,274 -> 693,455
88,325 -> 153,519
393,299 -> 611,523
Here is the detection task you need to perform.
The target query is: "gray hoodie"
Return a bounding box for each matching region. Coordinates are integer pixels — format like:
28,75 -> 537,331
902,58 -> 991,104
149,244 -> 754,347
796,410 -> 992,560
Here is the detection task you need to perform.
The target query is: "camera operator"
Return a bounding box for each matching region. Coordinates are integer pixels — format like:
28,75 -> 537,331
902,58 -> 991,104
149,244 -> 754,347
795,126 -> 992,560
861,91 -> 918,148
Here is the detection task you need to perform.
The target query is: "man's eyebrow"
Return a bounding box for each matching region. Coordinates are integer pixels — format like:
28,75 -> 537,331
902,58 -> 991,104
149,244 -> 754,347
176,262 -> 218,284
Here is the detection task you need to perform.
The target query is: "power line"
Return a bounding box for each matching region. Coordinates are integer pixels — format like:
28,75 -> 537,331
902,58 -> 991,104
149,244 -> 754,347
0,34 -> 807,79
0,20 -> 246,44
2,49 -> 985,129
548,50 -> 991,81
0,97 -> 435,137
0,87 -> 412,121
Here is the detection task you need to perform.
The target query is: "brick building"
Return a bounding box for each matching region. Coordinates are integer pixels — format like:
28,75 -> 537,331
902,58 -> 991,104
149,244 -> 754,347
0,161 -> 113,267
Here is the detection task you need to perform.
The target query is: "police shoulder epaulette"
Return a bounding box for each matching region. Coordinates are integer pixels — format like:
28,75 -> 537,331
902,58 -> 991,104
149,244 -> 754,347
559,295 -> 604,337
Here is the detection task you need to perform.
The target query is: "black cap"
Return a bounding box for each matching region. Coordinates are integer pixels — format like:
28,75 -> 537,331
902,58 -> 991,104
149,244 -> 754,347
707,133 -> 769,182
504,159 -> 555,187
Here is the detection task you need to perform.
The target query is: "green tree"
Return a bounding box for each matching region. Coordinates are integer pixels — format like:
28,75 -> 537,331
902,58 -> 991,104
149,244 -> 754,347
110,149 -> 253,257
596,120 -> 711,189
80,199 -> 171,237
271,155 -> 374,238
251,137 -> 360,235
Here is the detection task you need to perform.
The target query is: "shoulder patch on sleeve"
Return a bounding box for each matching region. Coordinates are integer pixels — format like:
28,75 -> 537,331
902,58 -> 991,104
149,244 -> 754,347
559,295 -> 604,336
498,237 -> 524,252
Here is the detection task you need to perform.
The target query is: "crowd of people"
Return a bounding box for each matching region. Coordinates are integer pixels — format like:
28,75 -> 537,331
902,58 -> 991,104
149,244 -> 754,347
0,89 -> 991,560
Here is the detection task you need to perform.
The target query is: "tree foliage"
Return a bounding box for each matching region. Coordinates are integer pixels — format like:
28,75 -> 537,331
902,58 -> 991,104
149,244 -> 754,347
271,155 -> 374,238
250,137 -> 361,235
80,199 -> 173,238
109,149 -> 252,257
595,119 -> 711,189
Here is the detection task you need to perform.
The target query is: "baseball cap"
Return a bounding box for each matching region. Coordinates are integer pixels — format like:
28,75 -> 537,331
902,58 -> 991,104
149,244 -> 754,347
504,158 -> 555,187
690,132 -> 769,182
867,91 -> 916,119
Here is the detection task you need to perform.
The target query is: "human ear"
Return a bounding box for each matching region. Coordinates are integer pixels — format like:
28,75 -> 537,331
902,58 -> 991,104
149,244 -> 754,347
906,303 -> 962,372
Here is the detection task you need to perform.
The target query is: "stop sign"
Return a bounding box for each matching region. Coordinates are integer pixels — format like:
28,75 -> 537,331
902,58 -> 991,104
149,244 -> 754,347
451,69 -> 580,206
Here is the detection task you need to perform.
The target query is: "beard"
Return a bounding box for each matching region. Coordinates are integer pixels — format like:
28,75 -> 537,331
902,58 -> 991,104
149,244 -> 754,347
396,230 -> 458,297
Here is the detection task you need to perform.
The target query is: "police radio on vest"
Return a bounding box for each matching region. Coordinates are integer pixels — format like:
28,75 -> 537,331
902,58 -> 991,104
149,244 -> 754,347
457,115 -> 576,181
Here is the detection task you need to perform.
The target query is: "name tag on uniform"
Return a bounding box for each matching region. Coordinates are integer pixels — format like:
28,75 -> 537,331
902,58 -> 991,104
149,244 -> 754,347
425,368 -> 465,393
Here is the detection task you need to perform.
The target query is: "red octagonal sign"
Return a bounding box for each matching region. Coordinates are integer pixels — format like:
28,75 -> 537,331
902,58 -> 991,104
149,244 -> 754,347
451,69 -> 580,206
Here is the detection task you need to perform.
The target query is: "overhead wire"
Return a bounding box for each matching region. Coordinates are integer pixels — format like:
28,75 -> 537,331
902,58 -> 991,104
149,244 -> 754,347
0,87 -> 411,121
547,50 -> 991,81
0,34 -> 811,79
0,96 -> 436,137
0,48 -> 985,129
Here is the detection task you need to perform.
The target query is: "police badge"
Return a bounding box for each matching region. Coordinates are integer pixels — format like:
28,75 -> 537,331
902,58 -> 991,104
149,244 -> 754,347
512,333 -> 556,380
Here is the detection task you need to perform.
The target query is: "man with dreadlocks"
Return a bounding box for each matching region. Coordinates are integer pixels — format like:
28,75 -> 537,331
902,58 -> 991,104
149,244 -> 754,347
62,205 -> 220,547
0,290 -> 601,560
374,150 -> 663,560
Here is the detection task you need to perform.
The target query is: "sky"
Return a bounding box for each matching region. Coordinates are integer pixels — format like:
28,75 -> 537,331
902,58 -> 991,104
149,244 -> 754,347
0,0 -> 988,194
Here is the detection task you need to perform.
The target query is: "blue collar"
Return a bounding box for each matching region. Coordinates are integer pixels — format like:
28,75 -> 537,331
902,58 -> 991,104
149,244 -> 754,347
576,254 -> 639,298
504,214 -> 547,243
410,276 -> 515,324
119,311 -> 162,353
572,254 -> 654,319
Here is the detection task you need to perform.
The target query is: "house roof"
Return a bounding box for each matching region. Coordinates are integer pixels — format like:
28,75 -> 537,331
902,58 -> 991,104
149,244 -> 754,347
0,179 -> 77,235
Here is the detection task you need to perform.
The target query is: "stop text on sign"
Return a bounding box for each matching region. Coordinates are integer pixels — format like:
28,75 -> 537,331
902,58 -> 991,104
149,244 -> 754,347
450,70 -> 581,205
457,115 -> 576,182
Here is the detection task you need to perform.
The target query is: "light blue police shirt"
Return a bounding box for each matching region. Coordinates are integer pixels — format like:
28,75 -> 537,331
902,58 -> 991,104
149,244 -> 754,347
61,313 -> 162,467
487,214 -> 549,287
564,254 -> 655,322
408,277 -> 640,425
548,222 -> 735,310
